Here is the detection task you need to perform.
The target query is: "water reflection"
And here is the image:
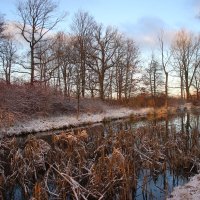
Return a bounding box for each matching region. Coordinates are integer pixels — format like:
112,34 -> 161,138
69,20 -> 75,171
1,112 -> 200,200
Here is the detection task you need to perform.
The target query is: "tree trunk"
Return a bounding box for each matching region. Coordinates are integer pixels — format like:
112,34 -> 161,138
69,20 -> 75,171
81,59 -> 86,98
30,45 -> 34,85
61,65 -> 67,98
185,71 -> 190,101
165,72 -> 168,107
99,74 -> 104,100
180,73 -> 184,100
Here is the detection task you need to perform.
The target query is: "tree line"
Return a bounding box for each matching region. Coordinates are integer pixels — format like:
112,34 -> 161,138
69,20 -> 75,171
0,0 -> 200,104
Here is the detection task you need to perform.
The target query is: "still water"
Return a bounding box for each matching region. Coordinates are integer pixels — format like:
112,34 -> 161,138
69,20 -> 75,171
1,112 -> 200,200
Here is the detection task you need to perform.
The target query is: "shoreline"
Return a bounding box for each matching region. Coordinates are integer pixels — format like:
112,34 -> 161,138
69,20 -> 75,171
0,103 -> 194,138
167,173 -> 200,200
0,107 -> 154,138
1,103 -> 200,199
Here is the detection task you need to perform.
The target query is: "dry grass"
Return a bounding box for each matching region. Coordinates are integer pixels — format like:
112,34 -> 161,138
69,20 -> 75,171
106,94 -> 187,109
0,118 -> 200,199
0,82 -> 112,128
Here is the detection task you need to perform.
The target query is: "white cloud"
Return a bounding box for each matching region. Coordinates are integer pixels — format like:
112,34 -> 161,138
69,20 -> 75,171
120,16 -> 179,51
4,21 -> 24,42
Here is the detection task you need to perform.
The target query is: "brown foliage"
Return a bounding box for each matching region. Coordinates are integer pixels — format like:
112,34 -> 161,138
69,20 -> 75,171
106,93 -> 185,108
0,81 -> 112,129
32,182 -> 48,200
0,117 -> 199,199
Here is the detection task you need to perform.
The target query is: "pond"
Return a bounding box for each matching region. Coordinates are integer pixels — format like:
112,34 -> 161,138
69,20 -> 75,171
1,111 -> 200,200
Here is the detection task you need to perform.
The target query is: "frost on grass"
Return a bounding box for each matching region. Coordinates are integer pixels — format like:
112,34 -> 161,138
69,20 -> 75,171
168,174 -> 200,200
0,107 -> 153,137
2,117 -> 200,199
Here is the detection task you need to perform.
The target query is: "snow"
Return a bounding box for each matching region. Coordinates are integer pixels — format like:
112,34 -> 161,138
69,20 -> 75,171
167,174 -> 200,200
0,107 -> 153,137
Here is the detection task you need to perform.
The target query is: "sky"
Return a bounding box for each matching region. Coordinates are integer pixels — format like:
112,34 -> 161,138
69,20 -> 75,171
1,0 -> 200,50
1,0 -> 200,95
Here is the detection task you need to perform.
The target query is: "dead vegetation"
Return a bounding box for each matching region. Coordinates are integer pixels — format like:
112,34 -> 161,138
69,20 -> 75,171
0,82 -> 112,128
0,117 -> 199,199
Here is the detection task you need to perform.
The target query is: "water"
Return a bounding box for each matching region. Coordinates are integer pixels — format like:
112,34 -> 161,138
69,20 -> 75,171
1,111 -> 200,200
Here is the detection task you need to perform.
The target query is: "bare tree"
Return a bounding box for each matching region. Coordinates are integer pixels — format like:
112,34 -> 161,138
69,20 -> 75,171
0,14 -> 5,39
0,34 -> 18,84
192,67 -> 200,100
69,36 -> 83,117
70,11 -> 96,97
86,67 -> 98,98
172,29 -> 200,101
53,32 -> 74,98
16,0 -> 65,85
158,30 -> 172,107
143,54 -> 163,107
34,37 -> 56,86
123,38 -> 140,99
113,36 -> 139,101
87,25 -> 119,100
113,35 -> 124,100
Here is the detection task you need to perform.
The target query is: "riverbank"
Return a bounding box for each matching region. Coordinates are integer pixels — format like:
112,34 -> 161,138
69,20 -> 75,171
1,102 -> 200,199
168,173 -> 200,200
0,107 -> 154,137
0,102 -> 194,138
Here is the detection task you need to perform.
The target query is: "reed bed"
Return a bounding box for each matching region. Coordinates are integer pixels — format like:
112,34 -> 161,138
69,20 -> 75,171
0,117 -> 199,199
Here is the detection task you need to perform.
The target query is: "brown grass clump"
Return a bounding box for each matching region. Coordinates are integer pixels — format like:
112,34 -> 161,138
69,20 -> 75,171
0,109 -> 15,129
0,81 -> 113,130
77,130 -> 88,141
0,119 -> 200,199
32,182 -> 48,200
24,137 -> 51,169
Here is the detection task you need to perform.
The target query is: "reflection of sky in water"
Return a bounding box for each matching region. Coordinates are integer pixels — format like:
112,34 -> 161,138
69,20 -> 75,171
6,185 -> 25,200
4,112 -> 200,200
135,169 -> 189,200
168,113 -> 200,132
103,112 -> 200,200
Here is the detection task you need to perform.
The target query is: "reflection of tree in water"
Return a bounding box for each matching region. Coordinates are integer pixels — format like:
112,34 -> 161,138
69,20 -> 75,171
1,114 -> 200,199
181,112 -> 200,152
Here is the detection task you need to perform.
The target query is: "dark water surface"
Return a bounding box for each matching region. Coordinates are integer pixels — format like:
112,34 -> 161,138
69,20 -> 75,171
1,112 -> 200,200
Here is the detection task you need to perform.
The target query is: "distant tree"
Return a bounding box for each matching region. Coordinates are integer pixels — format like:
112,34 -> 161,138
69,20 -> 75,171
0,35 -> 18,84
192,67 -> 200,100
70,11 -> 97,97
0,14 -> 5,39
16,0 -> 64,85
87,25 -> 119,100
143,54 -> 163,106
34,37 -> 56,86
53,32 -> 74,98
172,29 -> 200,101
112,36 -> 139,100
158,30 -> 172,107
122,38 -> 140,99
86,69 -> 98,98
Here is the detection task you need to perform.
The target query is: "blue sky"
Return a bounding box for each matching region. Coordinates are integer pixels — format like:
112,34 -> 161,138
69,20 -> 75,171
59,0 -> 198,28
1,0 -> 199,94
1,0 -> 200,49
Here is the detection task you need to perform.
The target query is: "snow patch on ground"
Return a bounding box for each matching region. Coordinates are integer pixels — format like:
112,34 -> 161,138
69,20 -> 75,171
167,174 -> 200,200
0,107 -> 153,137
